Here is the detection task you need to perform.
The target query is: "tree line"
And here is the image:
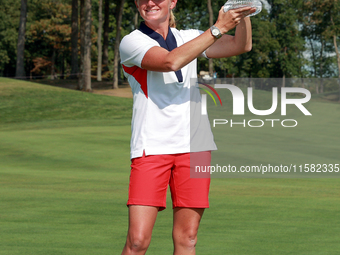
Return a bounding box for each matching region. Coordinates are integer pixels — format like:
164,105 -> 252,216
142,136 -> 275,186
0,0 -> 339,92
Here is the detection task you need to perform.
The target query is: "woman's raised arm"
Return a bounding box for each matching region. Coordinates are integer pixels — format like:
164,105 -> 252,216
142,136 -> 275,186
141,7 -> 255,72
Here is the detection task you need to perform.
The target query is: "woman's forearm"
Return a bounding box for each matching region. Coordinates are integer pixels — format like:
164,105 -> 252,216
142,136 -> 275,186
234,17 -> 252,52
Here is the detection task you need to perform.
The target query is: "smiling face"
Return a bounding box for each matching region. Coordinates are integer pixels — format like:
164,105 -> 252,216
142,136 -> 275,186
135,0 -> 177,27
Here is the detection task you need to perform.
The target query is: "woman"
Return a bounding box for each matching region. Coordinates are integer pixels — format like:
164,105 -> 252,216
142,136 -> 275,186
120,0 -> 255,254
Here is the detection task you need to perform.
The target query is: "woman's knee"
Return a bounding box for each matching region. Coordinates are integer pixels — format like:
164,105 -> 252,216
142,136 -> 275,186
173,227 -> 198,249
126,231 -> 152,252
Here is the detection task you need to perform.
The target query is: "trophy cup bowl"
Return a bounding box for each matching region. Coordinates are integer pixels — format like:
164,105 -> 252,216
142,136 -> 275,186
223,0 -> 262,17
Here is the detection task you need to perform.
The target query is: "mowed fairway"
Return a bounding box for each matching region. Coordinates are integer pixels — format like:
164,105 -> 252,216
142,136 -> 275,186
0,78 -> 339,254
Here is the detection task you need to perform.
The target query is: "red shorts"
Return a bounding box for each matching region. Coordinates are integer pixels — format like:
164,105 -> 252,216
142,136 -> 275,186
127,151 -> 211,211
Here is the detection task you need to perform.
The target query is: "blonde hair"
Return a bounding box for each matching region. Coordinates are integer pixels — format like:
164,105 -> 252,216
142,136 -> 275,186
169,9 -> 176,28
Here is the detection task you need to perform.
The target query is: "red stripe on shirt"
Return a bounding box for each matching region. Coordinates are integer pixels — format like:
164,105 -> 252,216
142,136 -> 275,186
122,65 -> 148,98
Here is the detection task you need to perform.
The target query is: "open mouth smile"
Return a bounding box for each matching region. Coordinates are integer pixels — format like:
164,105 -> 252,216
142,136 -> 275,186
146,9 -> 160,13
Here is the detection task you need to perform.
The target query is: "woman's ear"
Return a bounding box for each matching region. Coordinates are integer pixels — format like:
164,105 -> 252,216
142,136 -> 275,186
170,0 -> 177,10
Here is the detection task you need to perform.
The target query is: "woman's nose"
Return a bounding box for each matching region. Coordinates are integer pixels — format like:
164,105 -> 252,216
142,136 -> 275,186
146,0 -> 157,6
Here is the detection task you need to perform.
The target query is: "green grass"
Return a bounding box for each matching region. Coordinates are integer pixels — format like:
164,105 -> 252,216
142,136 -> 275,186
0,77 -> 132,127
0,78 -> 340,254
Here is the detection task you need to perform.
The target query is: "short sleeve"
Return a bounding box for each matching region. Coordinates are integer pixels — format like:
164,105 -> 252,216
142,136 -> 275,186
175,29 -> 209,59
119,31 -> 159,68
175,28 -> 203,43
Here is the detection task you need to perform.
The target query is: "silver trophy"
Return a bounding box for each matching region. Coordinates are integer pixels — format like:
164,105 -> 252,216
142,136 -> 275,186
223,0 -> 262,17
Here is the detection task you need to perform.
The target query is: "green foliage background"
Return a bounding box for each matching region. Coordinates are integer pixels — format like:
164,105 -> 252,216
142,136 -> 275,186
1,0 -> 339,79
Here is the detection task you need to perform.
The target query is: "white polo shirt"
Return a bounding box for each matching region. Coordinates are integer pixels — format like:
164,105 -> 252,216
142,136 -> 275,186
120,23 -> 217,159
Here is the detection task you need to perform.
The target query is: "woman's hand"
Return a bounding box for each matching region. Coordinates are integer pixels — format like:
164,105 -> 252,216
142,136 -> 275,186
204,6 -> 256,59
215,6 -> 256,34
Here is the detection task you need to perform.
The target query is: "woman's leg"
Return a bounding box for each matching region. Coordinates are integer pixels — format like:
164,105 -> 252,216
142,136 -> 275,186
121,205 -> 159,255
170,152 -> 210,254
172,207 -> 205,255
